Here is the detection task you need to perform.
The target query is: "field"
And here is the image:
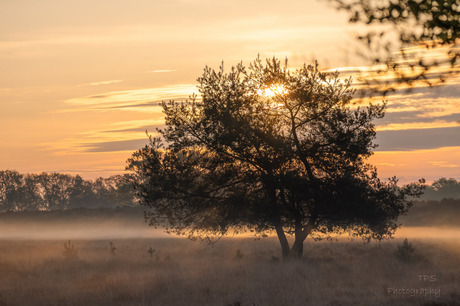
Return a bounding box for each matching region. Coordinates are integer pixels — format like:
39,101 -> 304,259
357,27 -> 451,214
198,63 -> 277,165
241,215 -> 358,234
0,209 -> 459,306
1,238 -> 460,305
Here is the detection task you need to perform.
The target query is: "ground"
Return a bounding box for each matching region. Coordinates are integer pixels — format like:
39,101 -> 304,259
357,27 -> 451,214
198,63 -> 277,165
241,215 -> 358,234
0,236 -> 459,306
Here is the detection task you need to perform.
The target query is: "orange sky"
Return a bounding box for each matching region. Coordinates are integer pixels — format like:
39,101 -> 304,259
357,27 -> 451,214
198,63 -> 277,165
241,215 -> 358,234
1,0 -> 459,184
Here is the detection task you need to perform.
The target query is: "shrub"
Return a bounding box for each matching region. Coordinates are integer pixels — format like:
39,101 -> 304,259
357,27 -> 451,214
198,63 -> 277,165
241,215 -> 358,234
395,239 -> 417,262
63,240 -> 78,261
235,249 -> 243,260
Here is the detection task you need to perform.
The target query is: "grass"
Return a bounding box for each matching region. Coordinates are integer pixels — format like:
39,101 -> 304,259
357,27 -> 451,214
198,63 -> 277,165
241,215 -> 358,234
0,237 -> 459,306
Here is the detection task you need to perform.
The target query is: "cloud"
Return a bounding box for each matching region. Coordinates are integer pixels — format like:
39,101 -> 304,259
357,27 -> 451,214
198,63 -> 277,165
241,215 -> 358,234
93,119 -> 166,135
40,118 -> 164,155
104,101 -> 163,109
150,70 -> 175,73
373,162 -> 406,167
377,111 -> 460,126
384,96 -> 460,119
428,161 -> 459,168
370,146 -> 460,184
375,126 -> 460,151
52,168 -> 125,174
65,84 -> 196,111
362,79 -> 460,131
377,121 -> 460,131
323,65 -> 387,75
80,121 -> 460,154
102,125 -> 165,134
78,80 -> 123,87
76,119 -> 164,142
82,139 -> 150,153
386,81 -> 460,100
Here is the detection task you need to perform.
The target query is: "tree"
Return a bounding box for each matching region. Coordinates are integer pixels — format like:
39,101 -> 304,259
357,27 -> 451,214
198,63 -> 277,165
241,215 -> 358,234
330,0 -> 459,95
20,174 -> 45,211
0,171 -> 43,211
68,175 -> 95,209
0,170 -> 138,210
0,170 -> 24,211
127,57 -> 425,259
104,174 -> 137,207
423,177 -> 460,200
34,173 -> 75,210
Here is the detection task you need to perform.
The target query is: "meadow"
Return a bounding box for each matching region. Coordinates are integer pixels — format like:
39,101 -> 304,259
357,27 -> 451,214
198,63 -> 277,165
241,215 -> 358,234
0,234 -> 459,306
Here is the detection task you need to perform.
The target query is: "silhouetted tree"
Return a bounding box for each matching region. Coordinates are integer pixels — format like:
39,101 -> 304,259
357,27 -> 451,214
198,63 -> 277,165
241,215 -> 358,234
34,173 -> 75,210
0,171 -> 137,211
423,177 -> 460,200
128,57 -> 425,259
89,175 -> 136,208
331,0 -> 459,95
0,170 -> 24,211
68,175 -> 95,209
21,174 -> 45,210
105,174 -> 137,207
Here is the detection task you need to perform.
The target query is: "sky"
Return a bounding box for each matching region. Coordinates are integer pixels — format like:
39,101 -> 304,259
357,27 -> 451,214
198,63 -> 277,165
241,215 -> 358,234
1,0 -> 459,184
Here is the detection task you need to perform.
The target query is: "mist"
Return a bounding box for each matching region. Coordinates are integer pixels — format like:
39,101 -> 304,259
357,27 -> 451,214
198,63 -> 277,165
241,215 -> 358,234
1,207 -> 459,241
0,208 -> 169,240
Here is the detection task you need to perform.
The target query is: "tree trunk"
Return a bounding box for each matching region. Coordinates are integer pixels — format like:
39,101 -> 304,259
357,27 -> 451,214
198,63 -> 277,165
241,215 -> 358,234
275,225 -> 290,260
290,219 -> 315,259
291,237 -> 304,259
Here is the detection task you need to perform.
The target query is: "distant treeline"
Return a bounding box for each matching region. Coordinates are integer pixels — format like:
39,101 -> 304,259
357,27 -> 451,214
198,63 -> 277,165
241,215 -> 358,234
402,198 -> 460,227
421,178 -> 460,201
1,170 -> 459,212
0,170 -> 136,212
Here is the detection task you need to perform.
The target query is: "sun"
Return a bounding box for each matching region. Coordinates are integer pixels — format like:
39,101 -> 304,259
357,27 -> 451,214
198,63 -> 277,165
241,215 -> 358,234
258,84 -> 288,97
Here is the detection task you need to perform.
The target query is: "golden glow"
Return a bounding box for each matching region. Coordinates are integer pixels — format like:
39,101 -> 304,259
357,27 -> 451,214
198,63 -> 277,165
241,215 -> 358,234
258,84 -> 288,97
377,121 -> 460,131
370,147 -> 460,184
1,0 -> 459,181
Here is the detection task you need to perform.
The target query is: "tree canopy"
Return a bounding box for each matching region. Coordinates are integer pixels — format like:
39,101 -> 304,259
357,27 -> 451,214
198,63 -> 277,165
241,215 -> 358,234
127,57 -> 425,259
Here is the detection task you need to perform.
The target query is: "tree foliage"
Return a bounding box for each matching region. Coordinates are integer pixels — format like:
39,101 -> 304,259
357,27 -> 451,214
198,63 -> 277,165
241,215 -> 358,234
331,0 -> 459,95
128,57 -> 425,259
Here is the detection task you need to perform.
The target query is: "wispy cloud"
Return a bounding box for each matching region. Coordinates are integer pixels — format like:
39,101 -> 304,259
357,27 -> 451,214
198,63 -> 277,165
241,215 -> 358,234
150,70 -> 175,73
81,119 -> 165,140
68,85 -> 196,105
42,119 -> 164,155
78,80 -> 123,87
370,146 -> 460,184
51,168 -> 126,175
377,121 -> 460,131
361,78 -> 460,133
82,139 -> 150,153
373,162 -> 406,167
428,161 -> 459,168
65,84 -> 196,112
323,65 -> 387,75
